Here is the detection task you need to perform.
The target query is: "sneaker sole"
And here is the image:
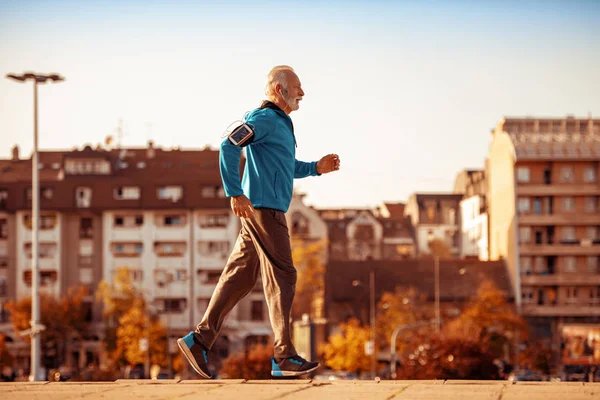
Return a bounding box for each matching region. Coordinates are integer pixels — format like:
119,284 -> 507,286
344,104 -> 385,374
177,338 -> 211,379
271,364 -> 320,377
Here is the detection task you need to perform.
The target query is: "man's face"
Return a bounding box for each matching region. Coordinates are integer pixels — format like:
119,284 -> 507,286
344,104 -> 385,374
281,72 -> 304,111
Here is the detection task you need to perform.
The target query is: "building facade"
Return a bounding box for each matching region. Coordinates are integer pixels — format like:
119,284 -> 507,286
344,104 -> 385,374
0,143 -> 271,370
454,170 -> 489,260
488,116 -> 600,371
404,193 -> 462,256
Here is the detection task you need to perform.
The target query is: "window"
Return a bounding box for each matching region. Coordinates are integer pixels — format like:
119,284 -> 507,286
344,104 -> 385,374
564,256 -> 577,273
585,197 -> 598,213
251,300 -> 264,321
114,186 -> 140,200
517,198 -> 530,214
0,219 -> 7,239
161,215 -> 185,226
114,215 -> 143,227
517,167 -> 530,183
24,243 -> 57,259
590,287 -> 600,305
76,187 -> 92,208
157,186 -> 183,202
561,226 -> 575,241
111,242 -> 143,257
565,287 -> 578,303
522,288 -> 535,304
161,298 -> 187,312
198,241 -> 230,257
561,166 -> 574,182
533,198 -> 542,215
23,214 -> 57,230
79,268 -> 93,284
519,227 -> 531,244
520,257 -> 532,275
0,189 -> 7,210
534,256 -> 545,273
204,271 -> 221,284
198,214 -> 229,228
563,197 -> 575,212
154,242 -> 186,256
587,226 -> 599,240
584,166 -> 597,183
588,256 -> 598,274
80,218 -> 93,238
175,270 -> 188,281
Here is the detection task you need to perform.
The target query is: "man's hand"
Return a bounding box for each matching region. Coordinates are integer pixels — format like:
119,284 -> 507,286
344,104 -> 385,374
316,154 -> 340,174
231,194 -> 255,219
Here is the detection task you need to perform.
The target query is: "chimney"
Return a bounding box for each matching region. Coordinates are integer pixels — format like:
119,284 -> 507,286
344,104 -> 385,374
147,140 -> 155,159
11,145 -> 19,161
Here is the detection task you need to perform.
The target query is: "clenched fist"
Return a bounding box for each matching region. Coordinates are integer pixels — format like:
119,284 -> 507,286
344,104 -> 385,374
316,154 -> 340,174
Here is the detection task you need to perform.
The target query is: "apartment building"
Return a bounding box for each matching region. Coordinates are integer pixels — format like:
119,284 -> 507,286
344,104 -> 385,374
488,116 -> 600,369
454,169 -> 489,260
0,142 -> 271,369
404,193 -> 462,256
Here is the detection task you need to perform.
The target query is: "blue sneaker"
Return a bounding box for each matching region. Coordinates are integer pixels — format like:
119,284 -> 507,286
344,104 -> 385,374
271,355 -> 320,377
177,332 -> 211,379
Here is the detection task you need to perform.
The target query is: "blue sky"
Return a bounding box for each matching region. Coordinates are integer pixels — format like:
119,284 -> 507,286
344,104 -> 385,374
1,0 -> 599,208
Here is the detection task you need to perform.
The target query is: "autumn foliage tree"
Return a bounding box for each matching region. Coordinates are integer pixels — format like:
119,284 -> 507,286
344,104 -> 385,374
321,318 -> 371,374
96,267 -> 167,369
6,286 -> 89,369
397,336 -> 500,380
114,297 -> 167,368
444,280 -> 527,361
219,342 -> 273,379
291,240 -> 327,320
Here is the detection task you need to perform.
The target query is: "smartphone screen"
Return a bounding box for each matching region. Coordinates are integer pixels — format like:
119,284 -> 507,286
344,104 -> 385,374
230,125 -> 253,144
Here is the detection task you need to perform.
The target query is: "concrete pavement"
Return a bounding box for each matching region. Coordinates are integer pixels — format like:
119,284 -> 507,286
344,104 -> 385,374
1,379 -> 599,400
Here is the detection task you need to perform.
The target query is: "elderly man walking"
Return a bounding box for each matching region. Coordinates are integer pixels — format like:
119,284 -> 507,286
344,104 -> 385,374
178,66 -> 340,378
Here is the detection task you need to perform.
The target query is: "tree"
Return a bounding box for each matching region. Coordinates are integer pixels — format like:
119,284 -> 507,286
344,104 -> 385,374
321,318 -> 371,374
6,286 -> 89,369
114,297 -> 167,368
219,342 -> 273,379
96,266 -> 146,367
376,286 -> 434,357
397,336 -> 500,380
444,280 -> 527,361
291,240 -> 327,320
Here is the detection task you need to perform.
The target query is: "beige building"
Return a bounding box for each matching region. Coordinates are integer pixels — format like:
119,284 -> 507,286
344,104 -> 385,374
0,143 -> 272,371
488,116 -> 600,369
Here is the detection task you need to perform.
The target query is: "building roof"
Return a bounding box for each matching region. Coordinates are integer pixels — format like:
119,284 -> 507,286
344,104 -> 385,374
496,116 -> 600,161
0,144 -> 231,211
380,202 -> 406,220
325,259 -> 512,305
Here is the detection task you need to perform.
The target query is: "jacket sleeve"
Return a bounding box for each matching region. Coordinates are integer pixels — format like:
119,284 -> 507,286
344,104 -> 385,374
219,138 -> 244,197
294,160 -> 320,179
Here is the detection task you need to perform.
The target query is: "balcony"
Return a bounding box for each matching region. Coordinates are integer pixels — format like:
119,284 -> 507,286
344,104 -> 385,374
519,213 -> 600,225
520,243 -> 600,255
517,184 -> 600,197
153,228 -> 189,242
521,274 -> 600,286
110,228 -> 144,242
522,304 -> 600,317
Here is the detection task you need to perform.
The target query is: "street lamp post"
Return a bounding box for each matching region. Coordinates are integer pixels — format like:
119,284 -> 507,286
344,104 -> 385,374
427,233 -> 441,333
353,269 -> 376,379
6,72 -> 65,381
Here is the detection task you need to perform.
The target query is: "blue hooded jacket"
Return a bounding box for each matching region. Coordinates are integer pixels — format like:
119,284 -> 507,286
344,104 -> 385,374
219,102 -> 320,213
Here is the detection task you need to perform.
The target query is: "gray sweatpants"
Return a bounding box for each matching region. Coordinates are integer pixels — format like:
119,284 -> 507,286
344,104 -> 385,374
194,208 -> 298,359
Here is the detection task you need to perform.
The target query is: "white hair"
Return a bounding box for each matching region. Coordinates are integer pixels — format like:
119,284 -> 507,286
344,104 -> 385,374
265,65 -> 295,100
